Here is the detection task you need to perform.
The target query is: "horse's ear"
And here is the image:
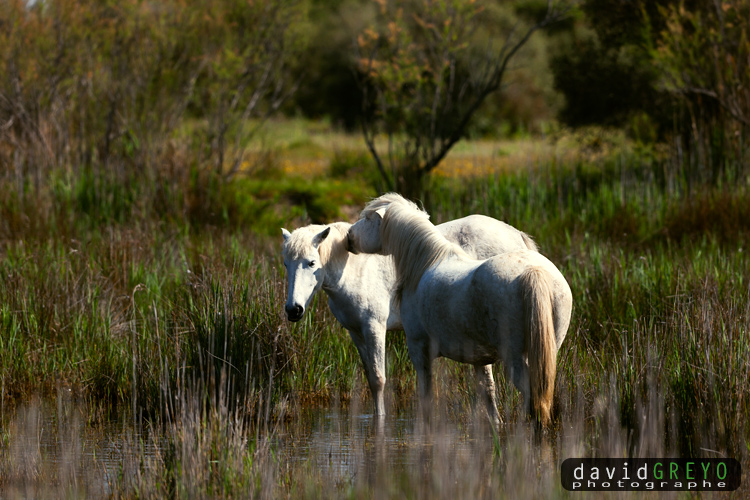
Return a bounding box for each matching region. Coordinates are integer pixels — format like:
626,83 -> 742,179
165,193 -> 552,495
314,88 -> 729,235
282,228 -> 292,241
312,227 -> 331,247
375,207 -> 387,219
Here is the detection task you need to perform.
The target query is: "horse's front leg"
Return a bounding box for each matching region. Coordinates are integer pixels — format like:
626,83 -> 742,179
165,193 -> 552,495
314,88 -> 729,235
362,323 -> 387,416
348,324 -> 387,416
474,364 -> 501,427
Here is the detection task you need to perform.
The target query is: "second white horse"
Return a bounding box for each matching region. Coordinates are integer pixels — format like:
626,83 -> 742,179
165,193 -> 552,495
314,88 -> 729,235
347,193 -> 572,426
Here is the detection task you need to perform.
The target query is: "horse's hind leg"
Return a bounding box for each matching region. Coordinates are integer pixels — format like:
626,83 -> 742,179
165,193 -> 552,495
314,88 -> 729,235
508,357 -> 531,417
474,364 -> 501,426
405,336 -> 434,422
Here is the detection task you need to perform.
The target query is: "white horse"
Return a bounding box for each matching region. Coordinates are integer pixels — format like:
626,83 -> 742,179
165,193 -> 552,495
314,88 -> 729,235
347,193 -> 572,426
281,204 -> 538,418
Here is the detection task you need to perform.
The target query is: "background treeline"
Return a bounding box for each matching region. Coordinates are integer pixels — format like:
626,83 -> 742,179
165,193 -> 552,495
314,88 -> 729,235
0,0 -> 307,235
2,0 -> 749,194
3,0 -> 749,199
554,0 -> 750,186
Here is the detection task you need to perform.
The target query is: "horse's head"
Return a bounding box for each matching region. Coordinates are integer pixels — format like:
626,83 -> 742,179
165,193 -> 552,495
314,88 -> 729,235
348,193 -> 426,255
347,206 -> 386,255
281,225 -> 331,322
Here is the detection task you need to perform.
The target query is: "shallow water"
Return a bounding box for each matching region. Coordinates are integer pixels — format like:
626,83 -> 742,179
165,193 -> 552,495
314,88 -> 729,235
276,408 -> 420,476
0,396 -> 503,497
0,396 -> 163,498
271,403 -> 513,488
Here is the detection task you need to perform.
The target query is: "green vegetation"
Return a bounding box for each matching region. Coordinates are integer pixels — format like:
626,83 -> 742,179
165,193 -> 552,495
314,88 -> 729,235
1,0 -> 749,497
1,123 -> 749,496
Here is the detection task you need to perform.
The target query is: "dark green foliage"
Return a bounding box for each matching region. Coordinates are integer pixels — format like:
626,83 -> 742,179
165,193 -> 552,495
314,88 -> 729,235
551,34 -> 660,127
549,0 -> 669,130
551,0 -> 750,186
291,0 -> 366,130
662,190 -> 750,245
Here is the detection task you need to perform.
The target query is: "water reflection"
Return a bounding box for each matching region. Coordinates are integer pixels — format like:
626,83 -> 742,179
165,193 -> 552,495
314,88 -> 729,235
0,395 -> 161,498
1,397 -> 508,497
273,405 -> 497,483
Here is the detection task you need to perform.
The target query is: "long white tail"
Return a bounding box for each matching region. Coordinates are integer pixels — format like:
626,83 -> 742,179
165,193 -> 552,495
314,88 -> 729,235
520,266 -> 557,427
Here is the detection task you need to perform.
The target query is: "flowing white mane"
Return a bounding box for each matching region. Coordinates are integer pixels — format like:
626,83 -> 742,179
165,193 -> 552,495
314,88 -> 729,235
359,192 -> 424,219
361,193 -> 468,302
282,222 -> 351,269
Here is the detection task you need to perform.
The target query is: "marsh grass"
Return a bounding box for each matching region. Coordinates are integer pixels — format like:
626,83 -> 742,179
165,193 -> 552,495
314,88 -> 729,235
1,124 -> 749,497
422,152 -> 750,461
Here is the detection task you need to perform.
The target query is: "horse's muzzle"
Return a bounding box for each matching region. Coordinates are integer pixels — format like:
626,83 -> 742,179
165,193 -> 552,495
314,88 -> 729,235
285,304 -> 304,322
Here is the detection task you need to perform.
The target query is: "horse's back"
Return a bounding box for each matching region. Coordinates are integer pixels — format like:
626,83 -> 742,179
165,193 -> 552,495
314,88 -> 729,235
437,215 -> 535,259
478,250 -> 559,281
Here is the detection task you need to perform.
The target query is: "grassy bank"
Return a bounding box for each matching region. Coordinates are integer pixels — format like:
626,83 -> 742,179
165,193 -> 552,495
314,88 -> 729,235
1,123 -> 749,497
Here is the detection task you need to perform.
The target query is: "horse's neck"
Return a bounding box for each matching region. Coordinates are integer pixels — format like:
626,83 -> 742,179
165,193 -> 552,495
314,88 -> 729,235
322,253 -> 347,290
385,213 -> 469,298
324,251 -> 394,295
320,230 -> 352,291
406,211 -> 457,248
318,222 -> 349,288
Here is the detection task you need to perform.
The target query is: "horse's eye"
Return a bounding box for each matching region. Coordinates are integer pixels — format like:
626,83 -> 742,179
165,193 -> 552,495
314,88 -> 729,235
308,260 -> 316,268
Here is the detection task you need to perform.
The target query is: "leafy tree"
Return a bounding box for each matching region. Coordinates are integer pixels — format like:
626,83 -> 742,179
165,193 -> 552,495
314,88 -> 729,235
191,0 -> 307,179
0,0 -> 306,185
652,0 -> 750,127
356,0 -> 569,195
